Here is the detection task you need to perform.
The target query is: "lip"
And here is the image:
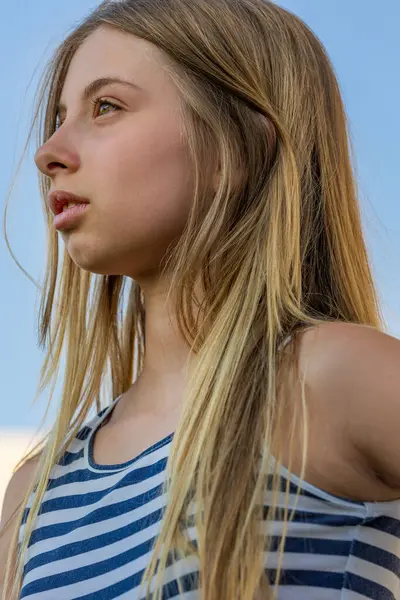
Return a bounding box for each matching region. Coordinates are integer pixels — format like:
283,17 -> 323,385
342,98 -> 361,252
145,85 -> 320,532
53,203 -> 89,231
48,190 -> 90,216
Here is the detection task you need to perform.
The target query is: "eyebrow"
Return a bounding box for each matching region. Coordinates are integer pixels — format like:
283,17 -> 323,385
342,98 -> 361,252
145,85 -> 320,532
56,76 -> 142,114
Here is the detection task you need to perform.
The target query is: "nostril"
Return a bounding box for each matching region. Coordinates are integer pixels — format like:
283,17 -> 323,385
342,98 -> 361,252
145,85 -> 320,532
48,162 -> 67,171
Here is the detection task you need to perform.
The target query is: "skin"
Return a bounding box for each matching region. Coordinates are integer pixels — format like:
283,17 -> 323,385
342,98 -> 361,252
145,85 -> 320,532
35,27 -> 197,422
34,28 -> 400,501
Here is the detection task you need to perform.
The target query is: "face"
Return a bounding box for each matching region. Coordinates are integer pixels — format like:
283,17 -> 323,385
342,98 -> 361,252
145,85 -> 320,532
35,27 -> 195,279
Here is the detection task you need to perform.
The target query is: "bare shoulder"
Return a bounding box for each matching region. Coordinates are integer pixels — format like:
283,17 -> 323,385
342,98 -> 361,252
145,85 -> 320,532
0,454 -> 41,587
1,454 -> 40,525
299,321 -> 400,496
297,321 -> 391,377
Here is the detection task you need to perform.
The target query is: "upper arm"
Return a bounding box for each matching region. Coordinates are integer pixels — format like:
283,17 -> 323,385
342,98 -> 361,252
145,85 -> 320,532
303,322 -> 400,491
0,456 -> 40,591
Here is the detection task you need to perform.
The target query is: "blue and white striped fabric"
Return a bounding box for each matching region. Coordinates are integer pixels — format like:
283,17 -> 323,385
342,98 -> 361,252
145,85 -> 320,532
18,393 -> 400,599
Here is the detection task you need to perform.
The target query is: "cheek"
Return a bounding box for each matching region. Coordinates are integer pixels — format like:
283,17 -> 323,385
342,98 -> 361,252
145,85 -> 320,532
65,124 -> 197,278
92,125 -> 195,246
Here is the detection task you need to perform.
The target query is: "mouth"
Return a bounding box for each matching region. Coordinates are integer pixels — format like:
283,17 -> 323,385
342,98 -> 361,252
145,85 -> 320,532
54,203 -> 89,231
48,190 -> 90,216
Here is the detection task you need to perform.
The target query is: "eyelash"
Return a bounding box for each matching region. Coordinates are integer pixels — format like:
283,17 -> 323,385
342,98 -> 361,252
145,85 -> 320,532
90,96 -> 121,118
55,97 -> 121,129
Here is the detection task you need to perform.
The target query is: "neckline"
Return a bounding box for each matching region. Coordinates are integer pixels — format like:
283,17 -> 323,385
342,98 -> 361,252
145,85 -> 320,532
83,396 -> 389,509
85,395 -> 174,473
84,330 -> 301,474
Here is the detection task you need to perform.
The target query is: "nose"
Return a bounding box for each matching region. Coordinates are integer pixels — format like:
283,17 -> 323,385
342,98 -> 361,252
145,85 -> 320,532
34,134 -> 80,177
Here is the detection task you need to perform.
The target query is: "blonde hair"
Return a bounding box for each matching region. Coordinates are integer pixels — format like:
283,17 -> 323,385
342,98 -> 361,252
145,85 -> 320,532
2,1 -> 384,598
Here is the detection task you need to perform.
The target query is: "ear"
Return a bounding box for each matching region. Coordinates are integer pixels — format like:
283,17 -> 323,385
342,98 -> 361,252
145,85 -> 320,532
211,159 -> 245,194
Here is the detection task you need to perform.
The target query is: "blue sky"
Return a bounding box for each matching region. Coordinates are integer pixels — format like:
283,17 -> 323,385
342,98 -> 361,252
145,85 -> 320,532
1,0 -> 399,429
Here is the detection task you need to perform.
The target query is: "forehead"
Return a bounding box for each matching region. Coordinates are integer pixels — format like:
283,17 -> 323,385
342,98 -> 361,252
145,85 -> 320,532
60,27 -> 176,104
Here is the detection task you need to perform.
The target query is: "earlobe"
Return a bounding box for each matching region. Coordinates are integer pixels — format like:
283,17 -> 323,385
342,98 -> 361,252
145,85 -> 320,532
212,160 -> 245,195
211,167 -> 221,193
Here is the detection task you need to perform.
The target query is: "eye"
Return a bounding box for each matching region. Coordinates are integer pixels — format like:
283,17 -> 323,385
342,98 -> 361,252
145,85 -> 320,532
91,97 -> 121,119
55,112 -> 63,131
53,98 -> 121,133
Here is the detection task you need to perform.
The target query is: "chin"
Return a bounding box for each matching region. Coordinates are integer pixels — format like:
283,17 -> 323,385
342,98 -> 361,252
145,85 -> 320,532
62,236 -> 115,275
64,242 -> 145,278
61,229 -> 167,279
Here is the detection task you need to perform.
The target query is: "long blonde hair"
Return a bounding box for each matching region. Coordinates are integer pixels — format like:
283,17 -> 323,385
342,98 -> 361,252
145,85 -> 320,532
2,1 -> 384,598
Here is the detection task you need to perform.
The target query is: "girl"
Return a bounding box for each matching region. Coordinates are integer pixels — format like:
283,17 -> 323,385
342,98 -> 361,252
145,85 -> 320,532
1,0 -> 400,599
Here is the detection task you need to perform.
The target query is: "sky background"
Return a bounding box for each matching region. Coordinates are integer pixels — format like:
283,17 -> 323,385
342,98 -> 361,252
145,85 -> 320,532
0,0 -> 399,433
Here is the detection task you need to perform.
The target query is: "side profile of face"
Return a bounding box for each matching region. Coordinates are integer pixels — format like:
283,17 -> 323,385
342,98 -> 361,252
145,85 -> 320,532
35,27 -> 195,279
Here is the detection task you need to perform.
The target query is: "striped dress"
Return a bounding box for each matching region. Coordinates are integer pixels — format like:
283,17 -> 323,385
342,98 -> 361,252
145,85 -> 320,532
18,393 -> 400,599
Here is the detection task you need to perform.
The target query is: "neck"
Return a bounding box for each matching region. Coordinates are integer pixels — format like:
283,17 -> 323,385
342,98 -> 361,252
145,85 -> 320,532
127,273 -> 195,413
